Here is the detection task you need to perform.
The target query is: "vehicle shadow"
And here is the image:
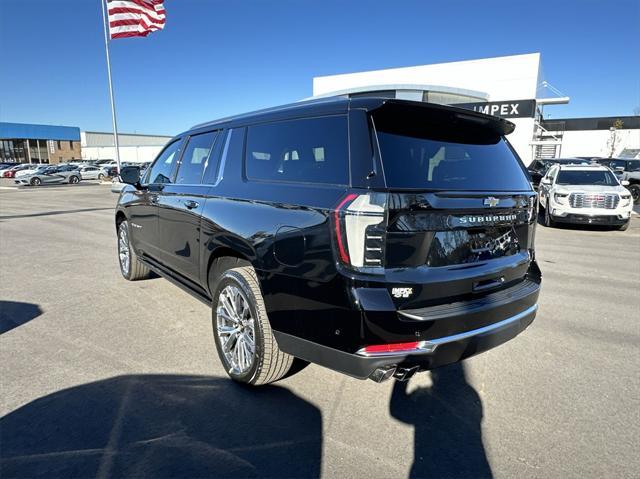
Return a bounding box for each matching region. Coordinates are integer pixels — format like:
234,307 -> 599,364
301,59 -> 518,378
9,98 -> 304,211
0,300 -> 42,334
0,374 -> 323,478
390,363 -> 492,478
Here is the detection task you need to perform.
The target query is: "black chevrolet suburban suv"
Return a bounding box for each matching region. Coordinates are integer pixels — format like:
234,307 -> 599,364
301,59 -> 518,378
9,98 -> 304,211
116,97 -> 541,385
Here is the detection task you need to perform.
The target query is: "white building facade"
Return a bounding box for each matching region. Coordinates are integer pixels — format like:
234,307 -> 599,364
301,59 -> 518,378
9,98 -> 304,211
312,53 -> 639,164
81,131 -> 172,163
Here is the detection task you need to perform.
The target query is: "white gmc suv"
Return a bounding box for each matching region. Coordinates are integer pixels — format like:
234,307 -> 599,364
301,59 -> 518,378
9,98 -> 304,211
539,164 -> 633,230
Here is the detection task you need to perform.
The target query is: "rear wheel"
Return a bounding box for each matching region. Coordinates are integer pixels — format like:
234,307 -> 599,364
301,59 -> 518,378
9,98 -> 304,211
30,177 -> 41,186
211,264 -> 297,385
117,220 -> 150,280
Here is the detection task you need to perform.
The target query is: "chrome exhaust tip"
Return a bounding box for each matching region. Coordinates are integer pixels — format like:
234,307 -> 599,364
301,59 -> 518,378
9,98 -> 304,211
393,366 -> 420,382
369,366 -> 396,383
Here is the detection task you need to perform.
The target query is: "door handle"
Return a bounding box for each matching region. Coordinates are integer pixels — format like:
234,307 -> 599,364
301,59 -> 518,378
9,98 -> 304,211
184,200 -> 199,209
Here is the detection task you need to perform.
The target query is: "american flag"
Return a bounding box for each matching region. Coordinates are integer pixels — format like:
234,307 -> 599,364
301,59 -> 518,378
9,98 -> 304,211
107,0 -> 166,39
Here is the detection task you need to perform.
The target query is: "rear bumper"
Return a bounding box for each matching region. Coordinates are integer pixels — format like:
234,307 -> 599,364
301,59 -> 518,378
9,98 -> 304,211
274,303 -> 537,380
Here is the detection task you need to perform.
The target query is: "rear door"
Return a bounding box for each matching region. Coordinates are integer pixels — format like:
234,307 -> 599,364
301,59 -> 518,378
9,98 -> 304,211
370,103 -> 537,308
156,130 -> 219,283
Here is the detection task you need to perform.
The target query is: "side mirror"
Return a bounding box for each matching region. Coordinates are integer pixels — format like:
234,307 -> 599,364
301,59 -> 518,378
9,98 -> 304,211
614,166 -> 625,172
541,178 -> 551,185
621,180 -> 630,186
119,165 -> 141,186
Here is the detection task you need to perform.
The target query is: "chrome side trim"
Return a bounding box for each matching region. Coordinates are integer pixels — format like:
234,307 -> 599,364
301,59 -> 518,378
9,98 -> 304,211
355,304 -> 538,357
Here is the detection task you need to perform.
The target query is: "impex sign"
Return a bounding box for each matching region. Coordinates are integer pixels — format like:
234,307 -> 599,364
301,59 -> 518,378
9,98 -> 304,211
456,99 -> 536,118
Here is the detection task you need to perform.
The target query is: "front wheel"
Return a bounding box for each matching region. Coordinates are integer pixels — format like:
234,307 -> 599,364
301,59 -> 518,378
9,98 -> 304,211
212,265 -> 297,385
98,173 -> 105,180
117,220 -> 150,280
543,202 -> 555,227
618,220 -> 630,231
69,175 -> 80,184
30,177 -> 42,186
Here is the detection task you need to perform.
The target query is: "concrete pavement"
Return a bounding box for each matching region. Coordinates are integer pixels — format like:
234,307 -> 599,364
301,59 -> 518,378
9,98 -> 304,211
1,184 -> 638,478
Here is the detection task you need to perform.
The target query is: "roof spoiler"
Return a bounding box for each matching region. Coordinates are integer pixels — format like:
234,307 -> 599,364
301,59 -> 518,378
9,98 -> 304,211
369,99 -> 516,136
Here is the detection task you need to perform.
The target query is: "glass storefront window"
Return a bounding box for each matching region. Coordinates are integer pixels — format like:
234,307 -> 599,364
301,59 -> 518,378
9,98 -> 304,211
0,139 -> 36,163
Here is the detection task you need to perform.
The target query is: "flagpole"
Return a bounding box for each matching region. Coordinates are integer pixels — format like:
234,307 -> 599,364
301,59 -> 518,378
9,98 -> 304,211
100,0 -> 121,174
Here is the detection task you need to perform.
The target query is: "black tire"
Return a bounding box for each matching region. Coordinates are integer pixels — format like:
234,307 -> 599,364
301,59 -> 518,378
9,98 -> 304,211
543,200 -> 555,227
618,220 -> 630,231
211,263 -> 297,385
117,220 -> 151,281
30,177 -> 41,186
69,175 -> 80,184
98,173 -> 105,180
628,184 -> 640,205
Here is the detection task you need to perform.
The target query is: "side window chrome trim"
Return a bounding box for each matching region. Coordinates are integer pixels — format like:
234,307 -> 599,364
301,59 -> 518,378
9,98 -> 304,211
198,130 -> 221,184
213,129 -> 232,186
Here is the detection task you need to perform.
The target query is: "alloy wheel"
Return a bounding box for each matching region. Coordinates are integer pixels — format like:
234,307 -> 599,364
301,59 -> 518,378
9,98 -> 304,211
118,223 -> 130,275
216,285 -> 256,374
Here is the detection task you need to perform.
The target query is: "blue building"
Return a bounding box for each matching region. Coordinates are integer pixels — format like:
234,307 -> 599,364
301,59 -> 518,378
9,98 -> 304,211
0,122 -> 82,164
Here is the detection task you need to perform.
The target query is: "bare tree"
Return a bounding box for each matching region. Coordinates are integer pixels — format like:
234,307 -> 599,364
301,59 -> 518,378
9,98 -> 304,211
607,119 -> 624,158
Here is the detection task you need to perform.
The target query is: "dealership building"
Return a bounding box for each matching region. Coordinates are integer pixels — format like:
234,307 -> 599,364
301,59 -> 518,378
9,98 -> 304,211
0,123 -> 82,164
0,122 -> 171,164
80,131 -> 172,163
312,53 -> 640,165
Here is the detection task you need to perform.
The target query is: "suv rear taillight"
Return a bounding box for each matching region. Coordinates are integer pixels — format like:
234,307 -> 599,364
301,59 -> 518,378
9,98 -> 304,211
334,192 -> 387,272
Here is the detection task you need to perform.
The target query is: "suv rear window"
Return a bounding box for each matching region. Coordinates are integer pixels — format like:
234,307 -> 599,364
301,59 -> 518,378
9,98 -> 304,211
372,108 -> 531,191
246,116 -> 349,185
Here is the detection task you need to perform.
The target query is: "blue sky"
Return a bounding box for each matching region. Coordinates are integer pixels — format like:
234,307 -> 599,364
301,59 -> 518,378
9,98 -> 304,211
1,0 -> 638,136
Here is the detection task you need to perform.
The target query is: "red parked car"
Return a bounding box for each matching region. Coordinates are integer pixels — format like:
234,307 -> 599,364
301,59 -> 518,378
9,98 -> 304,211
2,164 -> 33,178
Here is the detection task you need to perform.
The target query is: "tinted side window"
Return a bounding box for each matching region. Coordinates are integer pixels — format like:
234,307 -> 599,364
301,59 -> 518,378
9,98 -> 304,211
175,131 -> 218,185
246,116 -> 349,185
146,140 -> 182,184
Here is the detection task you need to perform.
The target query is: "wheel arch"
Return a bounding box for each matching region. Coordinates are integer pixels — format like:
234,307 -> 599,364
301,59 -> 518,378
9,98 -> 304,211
204,246 -> 254,296
115,210 -> 127,231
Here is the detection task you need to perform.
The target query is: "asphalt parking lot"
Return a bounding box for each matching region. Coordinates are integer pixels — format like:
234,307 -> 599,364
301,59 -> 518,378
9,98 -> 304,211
1,182 -> 639,478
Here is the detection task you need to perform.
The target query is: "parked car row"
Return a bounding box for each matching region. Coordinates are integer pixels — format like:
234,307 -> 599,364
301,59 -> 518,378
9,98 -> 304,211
0,161 -> 152,185
528,157 -> 640,205
0,163 -> 41,178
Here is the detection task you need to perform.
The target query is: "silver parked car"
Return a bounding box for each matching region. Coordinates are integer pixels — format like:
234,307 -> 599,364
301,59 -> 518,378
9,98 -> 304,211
15,165 -> 81,186
79,165 -> 105,180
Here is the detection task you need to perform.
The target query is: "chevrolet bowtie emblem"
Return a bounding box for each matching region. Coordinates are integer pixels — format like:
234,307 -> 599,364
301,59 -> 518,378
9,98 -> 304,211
483,197 -> 500,207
